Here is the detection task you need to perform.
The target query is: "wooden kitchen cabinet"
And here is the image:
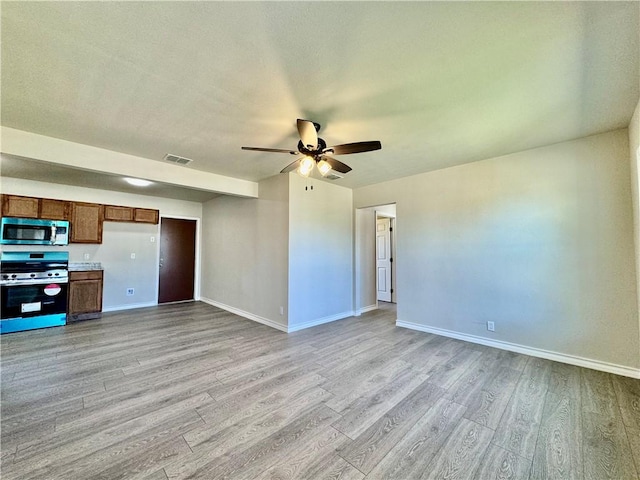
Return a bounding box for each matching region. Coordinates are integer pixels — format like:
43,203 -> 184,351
134,208 -> 159,224
2,195 -> 70,220
104,205 -> 134,222
3,194 -> 157,240
70,202 -> 104,243
1,194 -> 39,218
68,270 -> 103,322
39,198 -> 69,220
104,205 -> 158,224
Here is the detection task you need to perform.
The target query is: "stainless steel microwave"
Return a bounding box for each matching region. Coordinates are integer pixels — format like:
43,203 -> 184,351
0,217 -> 70,246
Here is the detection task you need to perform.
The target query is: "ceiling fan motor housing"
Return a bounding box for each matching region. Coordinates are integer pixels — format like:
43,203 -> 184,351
297,137 -> 327,159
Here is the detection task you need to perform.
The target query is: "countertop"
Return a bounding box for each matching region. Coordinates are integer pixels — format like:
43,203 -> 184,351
68,262 -> 103,271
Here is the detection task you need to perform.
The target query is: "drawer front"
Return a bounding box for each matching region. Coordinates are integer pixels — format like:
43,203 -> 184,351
69,270 -> 103,281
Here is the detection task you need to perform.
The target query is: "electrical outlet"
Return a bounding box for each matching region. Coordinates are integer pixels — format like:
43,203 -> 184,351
279,306 -> 284,316
126,288 -> 134,296
130,253 -> 136,259
487,321 -> 495,332
84,253 -> 90,260
150,236 -> 155,243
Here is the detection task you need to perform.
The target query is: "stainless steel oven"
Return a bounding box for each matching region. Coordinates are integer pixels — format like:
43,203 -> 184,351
0,251 -> 69,334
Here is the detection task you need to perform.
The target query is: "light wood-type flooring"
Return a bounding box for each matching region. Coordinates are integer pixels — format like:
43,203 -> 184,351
1,301 -> 639,479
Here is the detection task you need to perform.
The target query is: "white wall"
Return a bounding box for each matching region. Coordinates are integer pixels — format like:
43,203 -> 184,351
288,175 -> 353,330
355,207 -> 376,313
0,177 -> 202,310
354,129 -> 639,373
629,98 -> 640,363
375,204 -> 397,218
200,174 -> 289,330
200,173 -> 354,332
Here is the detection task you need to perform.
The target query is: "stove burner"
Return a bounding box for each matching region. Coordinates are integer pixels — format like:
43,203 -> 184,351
0,251 -> 69,286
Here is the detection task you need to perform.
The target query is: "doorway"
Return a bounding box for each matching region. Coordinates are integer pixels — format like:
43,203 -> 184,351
158,217 -> 197,304
376,209 -> 396,304
355,203 -> 397,315
376,216 -> 392,302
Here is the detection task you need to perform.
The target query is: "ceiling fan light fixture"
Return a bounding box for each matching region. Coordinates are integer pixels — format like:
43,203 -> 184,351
317,159 -> 332,176
297,166 -> 312,177
298,156 -> 314,177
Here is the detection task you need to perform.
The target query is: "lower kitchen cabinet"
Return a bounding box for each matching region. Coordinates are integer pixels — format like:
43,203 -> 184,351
68,270 -> 103,322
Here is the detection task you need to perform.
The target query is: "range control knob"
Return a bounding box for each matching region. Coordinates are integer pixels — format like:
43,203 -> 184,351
11,274 -> 17,278
2,274 -> 8,279
30,273 -> 36,278
48,273 -> 53,276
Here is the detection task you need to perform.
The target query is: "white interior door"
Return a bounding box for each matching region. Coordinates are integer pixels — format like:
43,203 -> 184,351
376,217 -> 392,302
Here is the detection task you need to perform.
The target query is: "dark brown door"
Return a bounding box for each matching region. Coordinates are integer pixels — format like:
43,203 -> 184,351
158,218 -> 196,304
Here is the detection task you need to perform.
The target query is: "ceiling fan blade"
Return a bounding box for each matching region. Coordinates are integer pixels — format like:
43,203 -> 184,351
242,147 -> 298,154
322,156 -> 352,174
280,159 -> 301,174
297,119 -> 318,150
325,141 -> 382,155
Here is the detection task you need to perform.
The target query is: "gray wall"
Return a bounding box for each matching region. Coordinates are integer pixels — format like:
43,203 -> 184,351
629,99 -> 640,353
201,173 -> 353,331
354,129 -> 639,369
288,175 -> 353,328
200,174 -> 289,329
355,207 -> 377,312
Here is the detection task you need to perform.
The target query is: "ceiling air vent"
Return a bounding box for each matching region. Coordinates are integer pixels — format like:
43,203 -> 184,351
325,172 -> 344,181
163,154 -> 193,165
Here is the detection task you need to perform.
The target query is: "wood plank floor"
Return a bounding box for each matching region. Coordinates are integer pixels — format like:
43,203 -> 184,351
1,301 -> 638,479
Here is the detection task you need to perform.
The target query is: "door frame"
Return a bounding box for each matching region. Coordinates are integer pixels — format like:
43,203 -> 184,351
156,215 -> 201,304
354,203 -> 397,315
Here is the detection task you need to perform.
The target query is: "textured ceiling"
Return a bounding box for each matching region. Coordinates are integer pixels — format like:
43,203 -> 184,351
1,1 -> 638,195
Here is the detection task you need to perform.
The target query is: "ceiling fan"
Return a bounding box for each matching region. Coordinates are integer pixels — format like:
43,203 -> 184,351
242,119 -> 382,178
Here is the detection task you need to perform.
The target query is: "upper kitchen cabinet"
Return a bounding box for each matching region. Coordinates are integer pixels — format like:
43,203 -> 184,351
39,198 -> 70,220
70,202 -> 104,243
1,195 -> 39,218
104,205 -> 159,224
134,208 -> 159,224
1,195 -> 70,220
104,205 -> 134,222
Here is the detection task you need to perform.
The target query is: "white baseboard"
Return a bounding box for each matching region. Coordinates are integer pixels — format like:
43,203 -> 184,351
200,297 -> 288,333
396,320 -> 640,379
200,298 -> 353,334
287,311 -> 354,333
356,304 -> 378,316
103,301 -> 157,313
